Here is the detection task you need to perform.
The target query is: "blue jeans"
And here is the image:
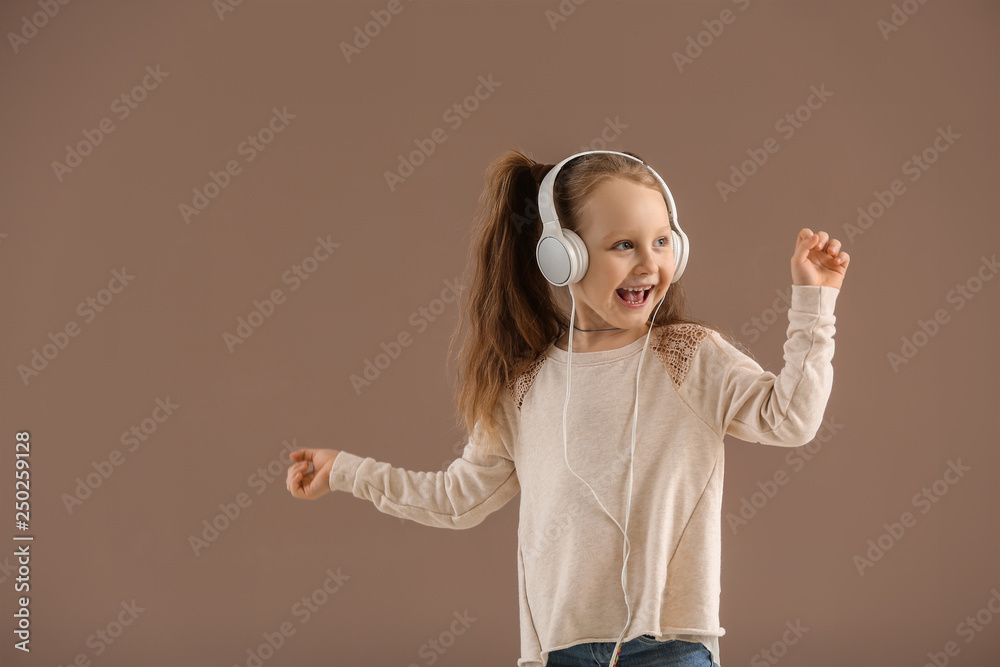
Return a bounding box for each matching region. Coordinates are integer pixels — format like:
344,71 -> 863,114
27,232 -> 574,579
546,635 -> 713,667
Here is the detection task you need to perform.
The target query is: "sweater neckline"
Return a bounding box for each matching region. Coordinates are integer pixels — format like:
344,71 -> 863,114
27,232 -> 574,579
545,327 -> 658,365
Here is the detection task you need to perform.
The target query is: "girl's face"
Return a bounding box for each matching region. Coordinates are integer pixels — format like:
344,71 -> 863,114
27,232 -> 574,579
570,177 -> 675,333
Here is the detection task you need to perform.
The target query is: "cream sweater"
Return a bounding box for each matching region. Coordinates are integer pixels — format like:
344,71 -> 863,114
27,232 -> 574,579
328,284 -> 840,667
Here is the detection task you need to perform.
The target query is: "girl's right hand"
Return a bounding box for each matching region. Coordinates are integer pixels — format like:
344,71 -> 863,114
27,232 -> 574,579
286,448 -> 341,501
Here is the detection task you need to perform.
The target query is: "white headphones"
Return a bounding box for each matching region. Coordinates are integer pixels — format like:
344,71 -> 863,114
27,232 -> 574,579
535,150 -> 689,287
533,150 -> 690,667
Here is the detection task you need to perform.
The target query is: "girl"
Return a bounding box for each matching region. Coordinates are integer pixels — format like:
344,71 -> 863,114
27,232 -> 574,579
286,149 -> 849,667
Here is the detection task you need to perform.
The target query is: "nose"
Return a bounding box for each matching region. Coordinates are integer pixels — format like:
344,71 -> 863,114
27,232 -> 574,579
635,246 -> 658,276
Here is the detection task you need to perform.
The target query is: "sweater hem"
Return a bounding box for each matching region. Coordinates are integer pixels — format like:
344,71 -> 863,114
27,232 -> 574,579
521,627 -> 725,667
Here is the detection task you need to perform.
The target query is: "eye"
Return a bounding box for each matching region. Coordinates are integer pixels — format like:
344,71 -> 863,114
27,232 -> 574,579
612,237 -> 670,250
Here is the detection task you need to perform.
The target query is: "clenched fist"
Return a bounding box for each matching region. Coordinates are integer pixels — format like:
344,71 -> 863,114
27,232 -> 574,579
286,448 -> 341,500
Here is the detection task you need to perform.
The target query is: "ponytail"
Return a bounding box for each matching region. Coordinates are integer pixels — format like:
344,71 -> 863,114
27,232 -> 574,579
447,149 -> 563,445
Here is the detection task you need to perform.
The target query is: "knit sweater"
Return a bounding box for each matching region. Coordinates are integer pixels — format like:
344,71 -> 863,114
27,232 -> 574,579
328,284 -> 840,667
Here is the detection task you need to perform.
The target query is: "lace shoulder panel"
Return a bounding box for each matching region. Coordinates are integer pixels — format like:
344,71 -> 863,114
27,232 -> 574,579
650,323 -> 714,390
504,354 -> 546,410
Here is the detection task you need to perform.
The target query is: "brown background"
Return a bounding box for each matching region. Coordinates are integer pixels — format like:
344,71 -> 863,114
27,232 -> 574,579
2,1 -> 998,666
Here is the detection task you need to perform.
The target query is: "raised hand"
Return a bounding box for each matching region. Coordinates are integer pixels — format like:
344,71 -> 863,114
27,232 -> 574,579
791,228 -> 850,289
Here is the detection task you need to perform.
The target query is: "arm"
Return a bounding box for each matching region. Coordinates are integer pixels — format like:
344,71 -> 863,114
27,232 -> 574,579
680,284 -> 839,447
327,411 -> 520,530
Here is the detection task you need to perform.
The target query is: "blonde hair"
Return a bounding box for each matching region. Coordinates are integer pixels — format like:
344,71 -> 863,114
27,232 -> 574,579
446,148 -> 735,444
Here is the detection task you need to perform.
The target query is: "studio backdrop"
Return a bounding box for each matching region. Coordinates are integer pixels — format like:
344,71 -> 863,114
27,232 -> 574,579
1,1 -> 997,666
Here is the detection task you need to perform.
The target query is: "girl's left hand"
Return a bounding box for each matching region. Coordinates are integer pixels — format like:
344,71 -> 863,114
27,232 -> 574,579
791,228 -> 850,289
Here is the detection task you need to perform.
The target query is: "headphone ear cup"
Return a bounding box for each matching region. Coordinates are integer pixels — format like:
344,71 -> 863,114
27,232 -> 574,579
561,229 -> 589,284
670,230 -> 687,284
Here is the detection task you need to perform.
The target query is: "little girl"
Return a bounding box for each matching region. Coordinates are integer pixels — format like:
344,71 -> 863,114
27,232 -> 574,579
286,149 -> 849,667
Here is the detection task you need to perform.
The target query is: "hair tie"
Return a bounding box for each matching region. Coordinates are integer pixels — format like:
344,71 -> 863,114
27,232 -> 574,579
529,162 -> 554,185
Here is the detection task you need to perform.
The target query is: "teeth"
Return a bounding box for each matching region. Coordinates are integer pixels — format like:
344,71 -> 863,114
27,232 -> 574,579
618,286 -> 649,305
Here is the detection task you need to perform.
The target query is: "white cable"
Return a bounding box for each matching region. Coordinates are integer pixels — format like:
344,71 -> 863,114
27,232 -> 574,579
561,285 -> 669,667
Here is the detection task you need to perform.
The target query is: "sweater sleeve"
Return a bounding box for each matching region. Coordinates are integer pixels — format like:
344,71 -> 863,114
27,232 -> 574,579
680,284 -> 839,447
326,399 -> 520,529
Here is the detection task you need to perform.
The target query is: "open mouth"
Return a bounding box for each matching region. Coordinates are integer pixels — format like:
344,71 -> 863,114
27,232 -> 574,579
615,287 -> 652,308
